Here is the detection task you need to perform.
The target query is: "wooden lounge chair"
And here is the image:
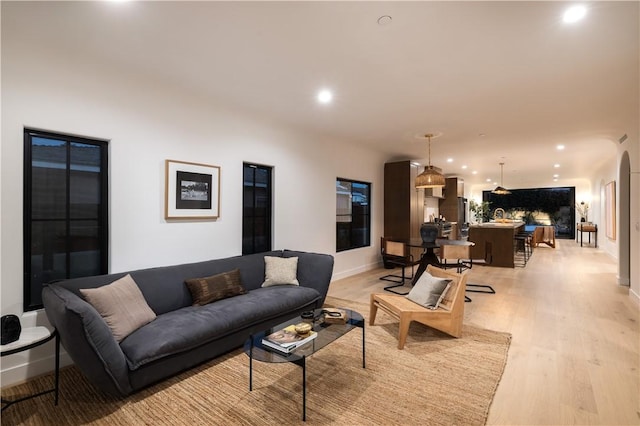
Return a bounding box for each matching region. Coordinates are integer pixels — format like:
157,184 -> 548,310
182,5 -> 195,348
369,265 -> 468,349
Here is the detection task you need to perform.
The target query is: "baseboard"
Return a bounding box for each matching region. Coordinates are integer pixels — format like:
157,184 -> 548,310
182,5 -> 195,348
332,261 -> 381,281
618,275 -> 630,286
1,350 -> 72,389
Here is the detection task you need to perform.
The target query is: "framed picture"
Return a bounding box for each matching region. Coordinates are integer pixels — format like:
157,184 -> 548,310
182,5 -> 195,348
165,160 -> 220,219
605,180 -> 616,240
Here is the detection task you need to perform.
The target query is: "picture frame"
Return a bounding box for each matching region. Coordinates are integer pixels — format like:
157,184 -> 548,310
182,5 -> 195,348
605,180 -> 616,240
165,159 -> 220,220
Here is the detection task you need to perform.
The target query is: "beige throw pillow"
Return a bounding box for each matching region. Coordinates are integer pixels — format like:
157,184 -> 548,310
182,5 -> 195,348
261,256 -> 299,287
185,268 -> 246,306
406,272 -> 453,310
80,274 -> 156,342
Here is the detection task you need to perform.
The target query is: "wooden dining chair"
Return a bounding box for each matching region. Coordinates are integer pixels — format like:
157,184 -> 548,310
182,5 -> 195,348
438,240 -> 495,302
379,237 -> 420,295
438,241 -> 474,273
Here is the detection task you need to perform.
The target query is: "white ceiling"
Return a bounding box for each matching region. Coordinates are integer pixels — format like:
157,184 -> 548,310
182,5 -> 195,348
4,1 -> 639,189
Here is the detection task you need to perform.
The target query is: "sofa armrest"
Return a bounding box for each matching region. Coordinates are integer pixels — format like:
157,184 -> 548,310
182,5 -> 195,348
42,284 -> 133,396
283,250 -> 334,307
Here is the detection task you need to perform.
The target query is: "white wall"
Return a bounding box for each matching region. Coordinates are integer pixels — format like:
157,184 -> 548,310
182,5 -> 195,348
620,134 -> 640,300
592,156 -> 619,260
1,29 -> 386,386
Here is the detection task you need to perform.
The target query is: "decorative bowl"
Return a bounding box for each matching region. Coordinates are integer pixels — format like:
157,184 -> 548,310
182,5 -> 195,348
300,311 -> 315,319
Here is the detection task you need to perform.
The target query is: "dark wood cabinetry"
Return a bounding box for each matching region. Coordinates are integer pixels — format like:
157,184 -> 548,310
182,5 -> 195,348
384,161 -> 424,259
438,178 -> 465,239
469,223 -> 525,267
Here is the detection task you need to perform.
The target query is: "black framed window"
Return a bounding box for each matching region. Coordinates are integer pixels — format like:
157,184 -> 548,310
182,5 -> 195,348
483,186 -> 575,238
242,163 -> 272,255
24,129 -> 108,311
336,178 -> 371,251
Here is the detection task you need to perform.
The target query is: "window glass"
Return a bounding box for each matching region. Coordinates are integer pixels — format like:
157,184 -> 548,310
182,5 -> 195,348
243,163 -> 272,255
336,178 -> 371,251
24,129 -> 108,311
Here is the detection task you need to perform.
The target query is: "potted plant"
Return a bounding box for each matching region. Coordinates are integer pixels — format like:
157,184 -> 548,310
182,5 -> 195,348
575,202 -> 589,222
469,200 -> 491,223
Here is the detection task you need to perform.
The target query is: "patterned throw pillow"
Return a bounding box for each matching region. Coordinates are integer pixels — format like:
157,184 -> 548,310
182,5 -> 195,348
261,256 -> 299,287
80,274 -> 157,342
406,272 -> 453,310
185,268 -> 247,306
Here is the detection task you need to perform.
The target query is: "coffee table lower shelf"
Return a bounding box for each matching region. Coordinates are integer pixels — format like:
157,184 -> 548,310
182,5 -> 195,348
244,308 -> 365,421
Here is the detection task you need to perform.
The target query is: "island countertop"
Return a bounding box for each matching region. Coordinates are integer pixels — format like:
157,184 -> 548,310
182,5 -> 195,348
469,221 -> 525,229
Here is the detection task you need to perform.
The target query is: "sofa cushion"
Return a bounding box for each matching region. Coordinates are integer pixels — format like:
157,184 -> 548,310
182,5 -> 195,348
261,256 -> 299,287
48,251 -> 286,316
80,274 -> 157,342
120,286 -> 320,370
185,268 -> 246,306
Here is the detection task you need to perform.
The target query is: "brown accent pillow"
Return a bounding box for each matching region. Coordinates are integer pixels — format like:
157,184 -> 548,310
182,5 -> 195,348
185,268 -> 246,306
80,274 -> 156,342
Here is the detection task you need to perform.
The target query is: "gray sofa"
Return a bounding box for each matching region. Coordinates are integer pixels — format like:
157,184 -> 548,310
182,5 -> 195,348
42,250 -> 333,396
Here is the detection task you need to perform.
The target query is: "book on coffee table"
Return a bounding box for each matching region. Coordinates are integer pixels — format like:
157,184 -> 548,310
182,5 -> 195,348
262,325 -> 317,354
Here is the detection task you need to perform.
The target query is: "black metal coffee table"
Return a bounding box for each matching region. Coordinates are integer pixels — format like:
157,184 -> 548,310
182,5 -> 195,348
244,308 -> 365,421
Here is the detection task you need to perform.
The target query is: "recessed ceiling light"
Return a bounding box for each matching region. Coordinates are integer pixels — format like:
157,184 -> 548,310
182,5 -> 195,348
556,144 -> 565,150
316,89 -> 333,104
472,170 -> 477,175
377,15 -> 392,26
447,158 -> 453,163
554,163 -> 560,168
553,174 -> 559,178
563,5 -> 587,23
486,178 -> 491,182
553,178 -> 559,182
461,165 -> 468,169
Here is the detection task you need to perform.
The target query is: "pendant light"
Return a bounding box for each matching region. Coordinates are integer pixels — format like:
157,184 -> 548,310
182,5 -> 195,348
492,162 -> 511,195
415,133 -> 446,188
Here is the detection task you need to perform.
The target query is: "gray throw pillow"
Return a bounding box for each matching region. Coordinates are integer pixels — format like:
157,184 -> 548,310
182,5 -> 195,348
406,272 -> 453,310
261,256 -> 299,287
80,274 -> 156,342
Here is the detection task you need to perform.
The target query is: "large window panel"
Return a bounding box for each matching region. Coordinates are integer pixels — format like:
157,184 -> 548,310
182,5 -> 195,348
336,178 -> 371,252
24,129 -> 108,311
242,163 -> 272,255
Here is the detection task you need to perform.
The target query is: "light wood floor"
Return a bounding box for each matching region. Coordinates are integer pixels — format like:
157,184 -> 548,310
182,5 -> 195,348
328,239 -> 640,425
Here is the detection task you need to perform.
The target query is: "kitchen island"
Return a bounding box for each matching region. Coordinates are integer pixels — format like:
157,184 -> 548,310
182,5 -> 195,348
469,221 -> 525,268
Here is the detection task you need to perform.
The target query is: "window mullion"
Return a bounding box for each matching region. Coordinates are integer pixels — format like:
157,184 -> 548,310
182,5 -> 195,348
65,141 -> 71,279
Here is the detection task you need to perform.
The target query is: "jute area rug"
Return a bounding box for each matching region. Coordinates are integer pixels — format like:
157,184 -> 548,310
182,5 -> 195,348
1,296 -> 511,426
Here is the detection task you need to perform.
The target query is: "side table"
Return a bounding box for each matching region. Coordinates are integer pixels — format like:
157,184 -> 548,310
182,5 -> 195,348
1,327 -> 60,412
576,222 -> 598,247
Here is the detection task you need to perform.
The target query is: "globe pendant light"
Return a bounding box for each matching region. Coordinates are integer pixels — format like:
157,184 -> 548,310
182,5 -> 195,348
415,133 -> 446,188
492,162 -> 511,195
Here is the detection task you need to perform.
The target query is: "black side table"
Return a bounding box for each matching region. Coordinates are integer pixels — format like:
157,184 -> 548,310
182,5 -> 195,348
1,327 -> 60,411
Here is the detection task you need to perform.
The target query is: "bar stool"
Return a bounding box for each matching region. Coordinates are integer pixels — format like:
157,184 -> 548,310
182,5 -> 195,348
518,230 -> 534,259
514,233 -> 529,266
